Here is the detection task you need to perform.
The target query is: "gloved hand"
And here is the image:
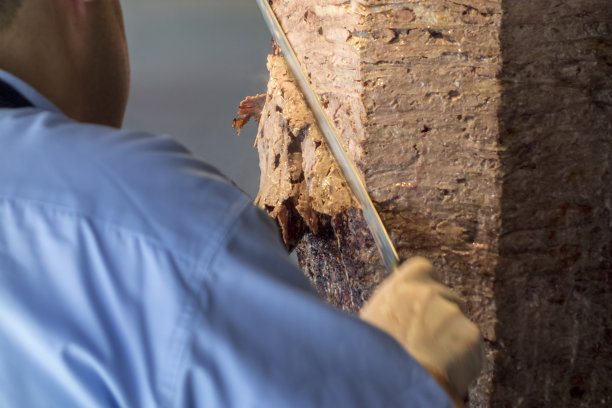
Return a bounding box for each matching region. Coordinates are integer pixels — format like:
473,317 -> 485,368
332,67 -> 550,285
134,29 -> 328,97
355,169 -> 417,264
359,257 -> 484,406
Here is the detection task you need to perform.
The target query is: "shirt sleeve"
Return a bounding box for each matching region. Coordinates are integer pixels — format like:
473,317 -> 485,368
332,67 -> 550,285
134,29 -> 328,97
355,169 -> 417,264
169,203 -> 454,408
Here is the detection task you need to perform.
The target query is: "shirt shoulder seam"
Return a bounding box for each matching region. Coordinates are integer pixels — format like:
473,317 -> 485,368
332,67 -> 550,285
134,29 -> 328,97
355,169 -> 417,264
0,194 -> 254,407
164,200 -> 262,408
0,195 -> 243,271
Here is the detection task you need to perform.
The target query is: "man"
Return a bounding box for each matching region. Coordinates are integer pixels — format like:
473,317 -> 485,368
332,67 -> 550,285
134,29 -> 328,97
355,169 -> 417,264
0,0 -> 483,406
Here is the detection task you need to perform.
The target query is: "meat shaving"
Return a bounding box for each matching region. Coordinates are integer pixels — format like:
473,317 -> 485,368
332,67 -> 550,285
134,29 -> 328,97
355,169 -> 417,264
232,94 -> 267,135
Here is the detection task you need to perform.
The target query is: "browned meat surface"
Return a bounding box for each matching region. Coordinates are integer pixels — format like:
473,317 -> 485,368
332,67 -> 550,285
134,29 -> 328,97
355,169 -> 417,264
245,0 -> 612,406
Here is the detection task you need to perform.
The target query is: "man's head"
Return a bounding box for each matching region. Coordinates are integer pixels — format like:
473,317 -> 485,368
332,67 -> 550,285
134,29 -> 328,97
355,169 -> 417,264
0,0 -> 130,128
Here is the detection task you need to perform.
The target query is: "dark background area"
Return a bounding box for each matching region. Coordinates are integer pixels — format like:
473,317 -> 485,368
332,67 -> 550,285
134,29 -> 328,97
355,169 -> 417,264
122,0 -> 270,198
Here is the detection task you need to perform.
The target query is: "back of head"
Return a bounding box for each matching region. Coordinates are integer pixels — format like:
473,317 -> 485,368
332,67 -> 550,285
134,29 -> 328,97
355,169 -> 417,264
0,0 -> 130,128
0,0 -> 22,29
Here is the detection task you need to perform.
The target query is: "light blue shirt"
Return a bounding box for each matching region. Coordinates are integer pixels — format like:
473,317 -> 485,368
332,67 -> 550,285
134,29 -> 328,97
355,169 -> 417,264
0,70 -> 451,407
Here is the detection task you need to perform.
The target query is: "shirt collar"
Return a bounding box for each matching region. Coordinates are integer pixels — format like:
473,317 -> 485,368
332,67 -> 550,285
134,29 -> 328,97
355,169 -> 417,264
0,69 -> 63,115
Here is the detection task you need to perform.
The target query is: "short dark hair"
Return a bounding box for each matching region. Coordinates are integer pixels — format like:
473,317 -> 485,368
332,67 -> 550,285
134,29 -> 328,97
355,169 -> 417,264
0,0 -> 22,28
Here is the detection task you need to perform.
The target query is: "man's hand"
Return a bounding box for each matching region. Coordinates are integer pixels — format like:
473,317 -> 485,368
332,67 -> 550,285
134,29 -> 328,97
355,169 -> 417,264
360,257 -> 484,405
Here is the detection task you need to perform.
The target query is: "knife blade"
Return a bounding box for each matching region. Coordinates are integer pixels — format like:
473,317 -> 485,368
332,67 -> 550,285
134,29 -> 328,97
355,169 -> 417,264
256,0 -> 400,274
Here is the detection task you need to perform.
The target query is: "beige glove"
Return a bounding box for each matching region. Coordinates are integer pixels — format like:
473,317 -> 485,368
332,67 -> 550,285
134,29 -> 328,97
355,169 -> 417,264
360,257 -> 484,405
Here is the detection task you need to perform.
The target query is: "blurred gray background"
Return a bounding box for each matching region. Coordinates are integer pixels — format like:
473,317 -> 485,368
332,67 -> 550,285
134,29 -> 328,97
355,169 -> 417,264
122,0 -> 271,198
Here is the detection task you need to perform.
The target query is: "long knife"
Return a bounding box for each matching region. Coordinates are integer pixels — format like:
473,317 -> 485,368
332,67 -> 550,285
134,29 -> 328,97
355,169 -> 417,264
256,0 -> 400,274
